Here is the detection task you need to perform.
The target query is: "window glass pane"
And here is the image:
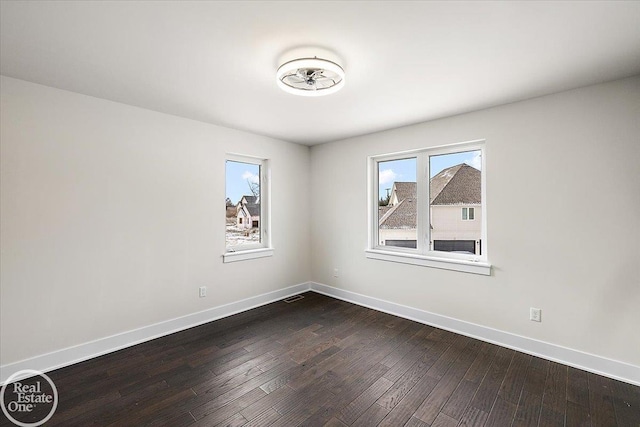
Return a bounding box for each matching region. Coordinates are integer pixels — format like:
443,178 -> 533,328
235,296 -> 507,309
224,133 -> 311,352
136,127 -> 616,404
378,157 -> 417,249
429,150 -> 481,255
226,160 -> 261,248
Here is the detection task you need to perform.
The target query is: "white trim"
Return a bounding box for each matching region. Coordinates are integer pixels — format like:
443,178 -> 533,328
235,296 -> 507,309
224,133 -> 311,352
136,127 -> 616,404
368,140 -> 489,269
3,282 -> 638,387
309,282 -> 640,387
223,247 -> 274,263
365,249 -> 491,276
0,282 -> 309,385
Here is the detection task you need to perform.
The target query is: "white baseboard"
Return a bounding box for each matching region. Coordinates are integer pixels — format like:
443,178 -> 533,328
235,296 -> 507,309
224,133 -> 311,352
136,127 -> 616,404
309,282 -> 640,387
3,281 -> 638,387
0,282 -> 311,385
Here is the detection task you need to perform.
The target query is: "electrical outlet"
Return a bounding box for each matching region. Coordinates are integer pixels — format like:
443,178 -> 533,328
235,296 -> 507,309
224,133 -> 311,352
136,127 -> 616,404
333,268 -> 339,278
199,286 -> 207,298
530,307 -> 541,322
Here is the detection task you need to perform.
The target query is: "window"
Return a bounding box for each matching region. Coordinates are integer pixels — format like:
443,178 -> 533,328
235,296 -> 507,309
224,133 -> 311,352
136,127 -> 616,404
367,140 -> 490,275
378,157 -> 417,249
223,154 -> 272,263
462,207 -> 475,220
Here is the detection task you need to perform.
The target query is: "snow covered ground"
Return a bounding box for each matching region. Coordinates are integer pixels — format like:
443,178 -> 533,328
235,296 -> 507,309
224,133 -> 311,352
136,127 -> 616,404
226,223 -> 260,246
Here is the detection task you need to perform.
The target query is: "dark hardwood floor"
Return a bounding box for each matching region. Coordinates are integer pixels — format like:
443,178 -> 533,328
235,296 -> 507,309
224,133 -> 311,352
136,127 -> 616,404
2,292 -> 639,426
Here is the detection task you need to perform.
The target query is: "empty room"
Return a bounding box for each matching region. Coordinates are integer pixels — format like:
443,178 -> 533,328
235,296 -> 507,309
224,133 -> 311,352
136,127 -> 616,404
1,1 -> 639,426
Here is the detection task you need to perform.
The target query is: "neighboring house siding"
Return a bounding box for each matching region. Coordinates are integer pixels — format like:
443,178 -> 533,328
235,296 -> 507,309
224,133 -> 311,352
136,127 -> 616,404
236,196 -> 260,230
430,204 -> 481,253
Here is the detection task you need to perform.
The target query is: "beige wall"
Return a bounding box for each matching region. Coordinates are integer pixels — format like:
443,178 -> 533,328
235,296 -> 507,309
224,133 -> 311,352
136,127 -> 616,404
0,76 -> 311,364
310,76 -> 640,367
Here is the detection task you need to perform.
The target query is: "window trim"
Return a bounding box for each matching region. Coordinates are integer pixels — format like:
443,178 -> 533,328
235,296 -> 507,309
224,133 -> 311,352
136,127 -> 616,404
223,153 -> 273,263
462,207 -> 475,221
367,140 -> 490,275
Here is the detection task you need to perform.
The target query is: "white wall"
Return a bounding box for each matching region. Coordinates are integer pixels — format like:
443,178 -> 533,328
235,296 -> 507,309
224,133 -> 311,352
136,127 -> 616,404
2,74 -> 639,381
0,76 -> 310,365
310,76 -> 640,367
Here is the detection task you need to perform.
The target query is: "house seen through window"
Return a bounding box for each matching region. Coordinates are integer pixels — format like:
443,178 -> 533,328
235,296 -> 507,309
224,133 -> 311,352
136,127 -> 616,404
373,142 -> 485,262
225,158 -> 262,249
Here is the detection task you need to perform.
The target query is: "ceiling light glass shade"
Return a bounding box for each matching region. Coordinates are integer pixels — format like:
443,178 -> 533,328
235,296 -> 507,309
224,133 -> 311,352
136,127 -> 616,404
276,57 -> 345,97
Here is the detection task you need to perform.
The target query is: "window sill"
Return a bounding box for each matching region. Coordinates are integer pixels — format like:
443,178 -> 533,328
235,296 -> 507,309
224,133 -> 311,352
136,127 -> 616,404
223,248 -> 274,263
365,249 -> 491,276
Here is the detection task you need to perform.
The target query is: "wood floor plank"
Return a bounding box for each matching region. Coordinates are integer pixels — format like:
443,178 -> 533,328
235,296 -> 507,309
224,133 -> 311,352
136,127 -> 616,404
512,356 -> 549,427
588,373 -> 618,427
304,363 -> 391,426
323,417 -> 349,427
47,389 -> 123,426
193,353 -> 273,395
338,376 -> 394,424
566,400 -> 592,427
146,411 -> 196,427
412,339 -> 481,424
440,378 -> 480,421
60,380 -> 169,426
189,359 -> 298,420
567,366 -> 590,408
108,387 -> 197,427
611,378 -> 640,426
377,372 -> 440,426
28,292 -> 638,427
462,341 -> 499,384
458,405 -> 489,427
189,387 -> 265,426
539,361 -> 568,427
377,335 -> 451,411
468,346 -> 514,413
240,384 -> 296,421
404,415 -> 430,427
430,412 -> 458,427
484,395 -> 517,426
269,388 -> 335,427
242,407 -> 281,427
498,351 -> 532,404
439,341 -> 496,421
351,400 -> 391,426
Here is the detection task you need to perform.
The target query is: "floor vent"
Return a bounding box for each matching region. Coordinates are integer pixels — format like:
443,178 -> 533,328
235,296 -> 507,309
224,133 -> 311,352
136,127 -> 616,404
283,294 -> 304,303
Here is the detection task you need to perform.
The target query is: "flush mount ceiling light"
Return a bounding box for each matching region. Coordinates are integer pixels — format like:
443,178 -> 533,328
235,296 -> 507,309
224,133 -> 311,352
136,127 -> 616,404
276,57 -> 345,97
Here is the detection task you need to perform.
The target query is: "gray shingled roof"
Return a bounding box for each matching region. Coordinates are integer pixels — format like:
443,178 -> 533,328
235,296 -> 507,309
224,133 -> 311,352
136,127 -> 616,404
393,182 -> 416,201
379,163 -> 480,229
237,195 -> 260,217
246,204 -> 260,217
378,205 -> 392,217
379,199 -> 417,229
430,164 -> 480,205
242,195 -> 258,204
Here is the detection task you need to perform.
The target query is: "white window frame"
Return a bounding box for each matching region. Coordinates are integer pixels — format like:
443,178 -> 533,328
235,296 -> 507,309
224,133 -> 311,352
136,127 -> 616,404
223,154 -> 273,263
366,140 -> 490,275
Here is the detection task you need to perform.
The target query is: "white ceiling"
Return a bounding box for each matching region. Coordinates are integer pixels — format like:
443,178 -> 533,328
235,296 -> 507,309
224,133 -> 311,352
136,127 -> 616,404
2,1 -> 640,146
